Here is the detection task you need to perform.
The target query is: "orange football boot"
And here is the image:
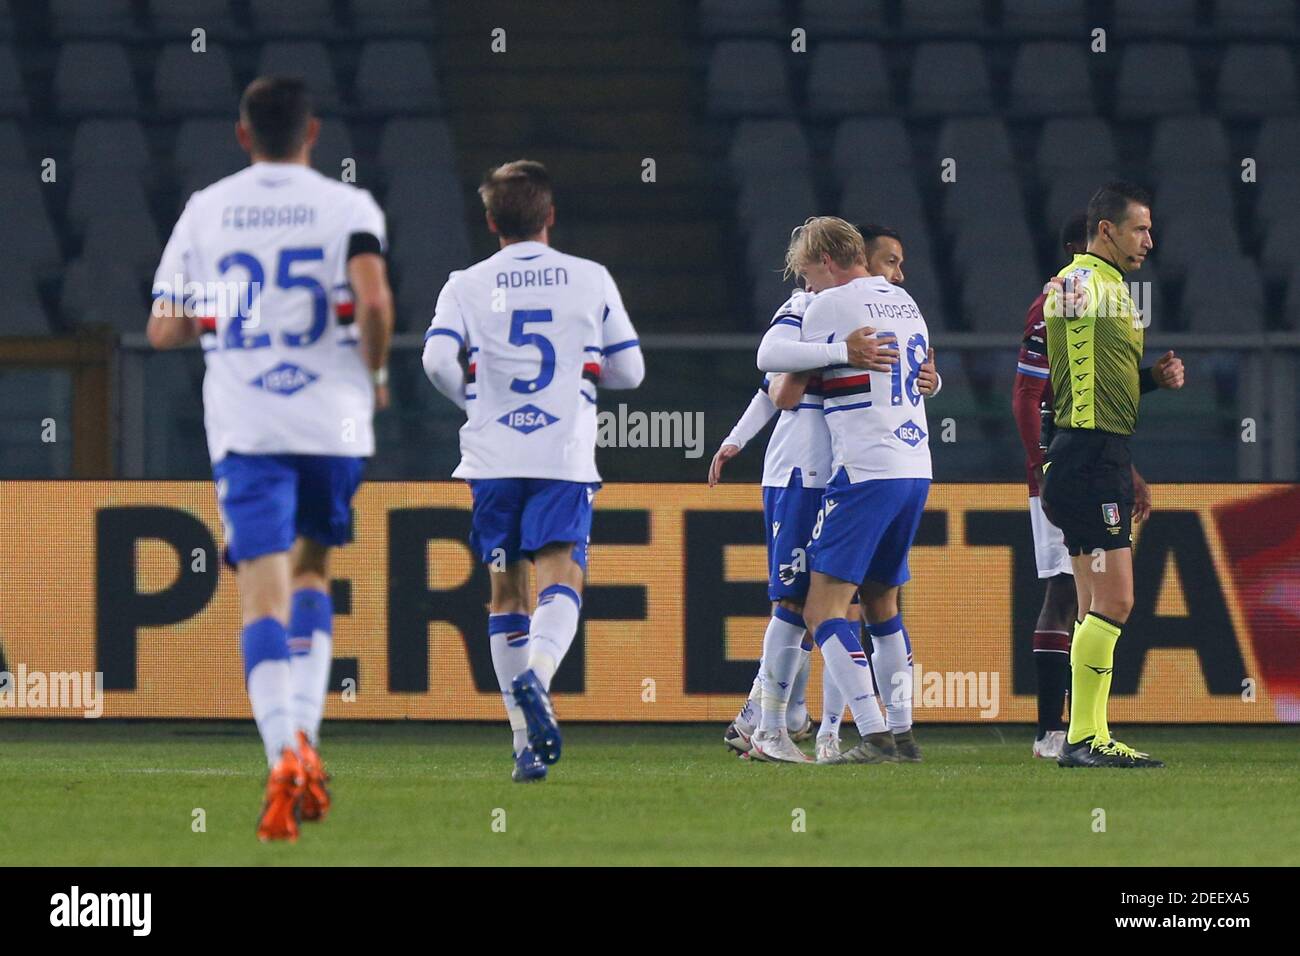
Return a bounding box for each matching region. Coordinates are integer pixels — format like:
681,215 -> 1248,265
297,730 -> 332,822
256,747 -> 305,843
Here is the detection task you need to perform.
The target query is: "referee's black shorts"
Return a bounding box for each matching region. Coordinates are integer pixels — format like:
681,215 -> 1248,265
1039,428 -> 1134,556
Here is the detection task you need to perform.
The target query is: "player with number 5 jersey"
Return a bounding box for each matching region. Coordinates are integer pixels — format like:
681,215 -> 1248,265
423,160 -> 645,783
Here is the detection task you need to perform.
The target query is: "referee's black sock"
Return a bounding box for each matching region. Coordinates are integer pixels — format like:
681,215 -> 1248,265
1033,628 -> 1072,737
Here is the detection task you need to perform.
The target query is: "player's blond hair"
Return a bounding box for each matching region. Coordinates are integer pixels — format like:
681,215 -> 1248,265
783,216 -> 868,279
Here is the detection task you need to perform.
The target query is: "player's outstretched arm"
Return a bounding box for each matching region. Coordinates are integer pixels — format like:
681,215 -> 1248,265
348,251 -> 395,410
709,386 -> 777,486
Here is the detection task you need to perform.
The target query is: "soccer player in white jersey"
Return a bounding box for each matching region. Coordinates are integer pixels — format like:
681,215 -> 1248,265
423,161 -> 644,782
712,224 -> 929,762
147,77 -> 394,841
747,221 -> 938,763
787,217 -> 935,764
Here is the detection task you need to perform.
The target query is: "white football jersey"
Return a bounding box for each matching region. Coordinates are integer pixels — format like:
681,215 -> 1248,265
761,289 -> 833,490
800,276 -> 932,482
153,162 -> 387,463
427,240 -> 638,482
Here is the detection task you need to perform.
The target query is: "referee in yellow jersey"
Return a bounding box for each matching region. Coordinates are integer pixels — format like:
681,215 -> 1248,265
1039,181 -> 1185,768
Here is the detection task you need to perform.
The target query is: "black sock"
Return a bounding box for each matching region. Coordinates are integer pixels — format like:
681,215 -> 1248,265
1034,649 -> 1071,737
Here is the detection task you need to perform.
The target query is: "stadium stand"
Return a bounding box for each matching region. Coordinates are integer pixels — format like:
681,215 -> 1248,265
0,0 -> 1295,482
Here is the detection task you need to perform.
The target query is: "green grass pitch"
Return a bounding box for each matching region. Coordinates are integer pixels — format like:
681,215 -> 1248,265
2,722 -> 1297,866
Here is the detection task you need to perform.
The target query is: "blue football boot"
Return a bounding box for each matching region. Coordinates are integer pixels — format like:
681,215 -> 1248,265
512,746 -> 548,783
511,668 -> 562,765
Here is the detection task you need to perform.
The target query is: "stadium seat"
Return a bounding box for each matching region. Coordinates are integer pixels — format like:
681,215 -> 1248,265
1114,0 -> 1199,39
1260,217 -> 1300,283
0,1 -> 12,40
384,167 -> 466,233
348,0 -> 436,39
805,42 -> 890,116
0,118 -> 25,166
60,257 -> 144,334
257,42 -> 340,113
154,43 -> 236,116
0,42 -> 25,115
174,118 -> 246,178
951,220 -> 1037,286
1217,44 -> 1299,117
251,0 -> 338,38
1255,117 -> 1300,178
1036,118 -> 1118,183
799,0 -> 886,38
1255,169 -> 1300,237
736,170 -> 817,230
354,40 -> 441,115
66,169 -> 152,235
71,118 -> 151,172
908,43 -> 992,115
960,261 -> 1043,332
82,213 -> 160,283
148,0 -> 242,40
840,168 -> 926,234
1001,0 -> 1087,37
830,117 -> 913,184
0,260 -> 52,335
1008,42 -> 1093,117
1153,213 -> 1238,285
1042,175 -> 1110,233
900,0 -> 987,36
1214,0 -> 1297,38
728,120 -> 810,179
309,119 -> 354,181
936,117 -> 1014,170
707,41 -> 791,116
0,170 -> 62,275
1284,264 -> 1300,329
698,0 -> 784,37
51,0 -> 139,39
1157,170 -> 1236,227
1150,116 -> 1230,172
1184,255 -> 1265,333
378,118 -> 457,172
1115,43 -> 1197,118
744,218 -> 801,281
941,168 -> 1028,234
54,42 -> 138,116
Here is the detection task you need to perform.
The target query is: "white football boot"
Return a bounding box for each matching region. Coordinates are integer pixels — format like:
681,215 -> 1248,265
815,736 -> 849,764
750,728 -> 813,763
723,721 -> 753,755
787,714 -> 815,743
1033,730 -> 1066,760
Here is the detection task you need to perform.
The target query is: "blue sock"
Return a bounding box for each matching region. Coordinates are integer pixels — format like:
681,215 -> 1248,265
242,617 -> 293,765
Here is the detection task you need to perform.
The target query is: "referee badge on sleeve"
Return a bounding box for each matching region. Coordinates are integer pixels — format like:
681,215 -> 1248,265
1102,502 -> 1121,530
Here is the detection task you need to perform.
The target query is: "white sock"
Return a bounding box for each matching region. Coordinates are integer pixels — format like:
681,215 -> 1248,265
758,609 -> 807,734
736,664 -> 762,733
786,646 -> 812,731
287,589 -> 333,747
528,585 -> 581,691
248,660 -> 294,768
815,618 -> 887,737
489,612 -> 531,754
819,648 -> 847,741
869,618 -> 913,733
